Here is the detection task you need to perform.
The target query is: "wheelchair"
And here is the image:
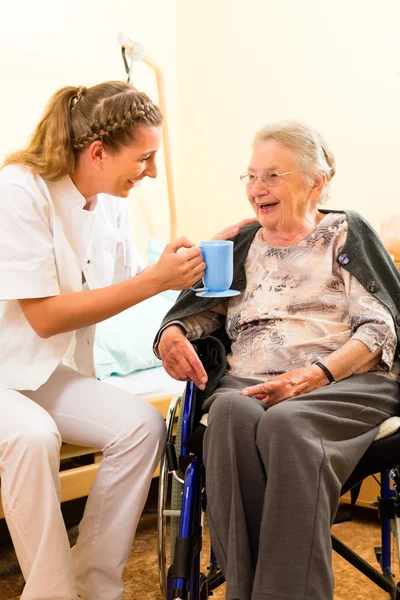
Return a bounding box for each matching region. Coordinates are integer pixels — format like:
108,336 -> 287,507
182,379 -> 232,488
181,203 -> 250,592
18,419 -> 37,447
158,381 -> 400,599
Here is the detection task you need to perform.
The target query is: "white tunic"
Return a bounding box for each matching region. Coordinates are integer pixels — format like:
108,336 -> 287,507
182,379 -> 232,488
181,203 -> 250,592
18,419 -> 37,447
0,165 -> 144,392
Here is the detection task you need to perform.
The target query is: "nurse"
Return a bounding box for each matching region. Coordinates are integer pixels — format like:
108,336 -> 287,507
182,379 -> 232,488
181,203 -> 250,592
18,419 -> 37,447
0,81 -> 249,600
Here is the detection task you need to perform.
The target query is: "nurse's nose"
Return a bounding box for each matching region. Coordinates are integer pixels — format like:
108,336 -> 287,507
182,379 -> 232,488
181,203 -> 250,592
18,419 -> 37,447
144,157 -> 158,179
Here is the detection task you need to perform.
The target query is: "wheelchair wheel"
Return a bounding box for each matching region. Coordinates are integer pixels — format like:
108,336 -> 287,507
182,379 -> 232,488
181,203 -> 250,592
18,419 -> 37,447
169,402 -> 184,562
392,516 -> 400,571
392,517 -> 400,599
157,394 -> 184,598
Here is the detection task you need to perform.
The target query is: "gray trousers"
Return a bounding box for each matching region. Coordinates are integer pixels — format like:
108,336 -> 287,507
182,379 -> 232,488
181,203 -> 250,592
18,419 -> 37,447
202,374 -> 400,600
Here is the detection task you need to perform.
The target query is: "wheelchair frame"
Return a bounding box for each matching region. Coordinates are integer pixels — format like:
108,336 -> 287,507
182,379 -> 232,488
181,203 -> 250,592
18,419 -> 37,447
158,383 -> 400,599
333,468 -> 400,598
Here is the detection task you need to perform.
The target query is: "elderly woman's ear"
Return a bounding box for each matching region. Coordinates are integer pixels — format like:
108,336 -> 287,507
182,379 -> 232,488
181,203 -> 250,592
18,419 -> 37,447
311,173 -> 327,201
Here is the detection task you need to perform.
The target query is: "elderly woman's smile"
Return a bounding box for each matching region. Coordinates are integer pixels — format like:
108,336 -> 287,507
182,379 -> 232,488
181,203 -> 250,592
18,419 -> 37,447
256,199 -> 279,213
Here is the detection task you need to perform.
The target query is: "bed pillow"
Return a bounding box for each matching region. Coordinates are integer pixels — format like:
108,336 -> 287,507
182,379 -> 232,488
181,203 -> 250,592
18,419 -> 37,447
94,293 -> 173,379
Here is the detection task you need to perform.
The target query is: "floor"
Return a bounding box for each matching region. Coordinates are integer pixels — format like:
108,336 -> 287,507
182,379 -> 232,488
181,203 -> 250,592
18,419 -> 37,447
0,481 -> 397,599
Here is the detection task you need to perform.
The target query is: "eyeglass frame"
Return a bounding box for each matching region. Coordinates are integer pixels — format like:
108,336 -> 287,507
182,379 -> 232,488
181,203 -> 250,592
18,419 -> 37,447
239,169 -> 303,187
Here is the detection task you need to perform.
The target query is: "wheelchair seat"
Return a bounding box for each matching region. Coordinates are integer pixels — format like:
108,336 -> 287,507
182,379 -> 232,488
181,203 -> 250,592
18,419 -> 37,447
342,422 -> 400,495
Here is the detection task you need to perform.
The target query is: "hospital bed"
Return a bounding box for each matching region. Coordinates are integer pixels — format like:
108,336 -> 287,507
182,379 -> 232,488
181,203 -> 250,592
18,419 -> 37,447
0,367 -> 185,520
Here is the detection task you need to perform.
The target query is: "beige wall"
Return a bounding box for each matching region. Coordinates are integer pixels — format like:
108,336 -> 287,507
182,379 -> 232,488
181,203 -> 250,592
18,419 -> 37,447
176,0 -> 400,241
0,0 -> 178,259
2,1 -> 400,252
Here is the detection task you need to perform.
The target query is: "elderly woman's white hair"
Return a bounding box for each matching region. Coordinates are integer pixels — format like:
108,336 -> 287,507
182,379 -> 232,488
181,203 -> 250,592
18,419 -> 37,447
253,121 -> 336,204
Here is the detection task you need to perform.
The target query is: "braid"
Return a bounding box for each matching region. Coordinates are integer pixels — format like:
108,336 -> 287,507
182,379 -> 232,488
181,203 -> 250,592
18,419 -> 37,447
71,92 -> 161,151
69,86 -> 87,112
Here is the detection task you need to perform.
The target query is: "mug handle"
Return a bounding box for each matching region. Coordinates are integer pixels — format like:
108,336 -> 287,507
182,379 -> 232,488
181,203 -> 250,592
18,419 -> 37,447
191,244 -> 206,292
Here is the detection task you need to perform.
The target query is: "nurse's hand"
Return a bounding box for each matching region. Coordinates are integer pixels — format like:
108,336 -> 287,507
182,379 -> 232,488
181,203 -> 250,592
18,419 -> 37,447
158,325 -> 208,390
212,218 -> 258,240
154,237 -> 206,291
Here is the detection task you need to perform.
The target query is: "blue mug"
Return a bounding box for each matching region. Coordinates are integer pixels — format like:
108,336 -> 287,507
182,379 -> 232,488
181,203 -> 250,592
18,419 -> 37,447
197,240 -> 234,292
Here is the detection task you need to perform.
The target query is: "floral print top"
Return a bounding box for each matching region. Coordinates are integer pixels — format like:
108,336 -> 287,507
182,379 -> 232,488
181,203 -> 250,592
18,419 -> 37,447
180,213 -> 398,382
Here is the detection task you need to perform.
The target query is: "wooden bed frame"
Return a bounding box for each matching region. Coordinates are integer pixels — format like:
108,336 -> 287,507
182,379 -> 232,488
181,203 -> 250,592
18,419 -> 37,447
0,394 -> 173,520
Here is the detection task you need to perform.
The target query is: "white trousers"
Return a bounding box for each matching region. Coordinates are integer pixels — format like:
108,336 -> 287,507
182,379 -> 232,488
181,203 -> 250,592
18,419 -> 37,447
0,364 -> 167,600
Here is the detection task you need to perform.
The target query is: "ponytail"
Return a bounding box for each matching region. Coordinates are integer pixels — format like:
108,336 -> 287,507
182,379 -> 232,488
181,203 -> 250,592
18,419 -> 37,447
3,86 -> 77,180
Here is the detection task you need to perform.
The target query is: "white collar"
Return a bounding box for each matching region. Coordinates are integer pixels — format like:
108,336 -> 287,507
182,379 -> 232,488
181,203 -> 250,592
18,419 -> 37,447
58,175 -> 98,211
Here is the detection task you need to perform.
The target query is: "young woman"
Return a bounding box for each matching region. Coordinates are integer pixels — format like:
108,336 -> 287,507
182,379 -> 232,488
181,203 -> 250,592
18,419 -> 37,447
0,81 -> 251,600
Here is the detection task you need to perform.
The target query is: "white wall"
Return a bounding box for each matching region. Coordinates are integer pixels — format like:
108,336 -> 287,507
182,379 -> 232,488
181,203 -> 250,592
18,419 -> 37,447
0,0 -> 178,259
176,0 -> 400,241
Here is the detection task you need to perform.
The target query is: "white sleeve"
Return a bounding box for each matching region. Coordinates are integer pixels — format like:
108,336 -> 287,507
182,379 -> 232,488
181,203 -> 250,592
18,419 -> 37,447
0,184 -> 60,300
112,201 -> 146,283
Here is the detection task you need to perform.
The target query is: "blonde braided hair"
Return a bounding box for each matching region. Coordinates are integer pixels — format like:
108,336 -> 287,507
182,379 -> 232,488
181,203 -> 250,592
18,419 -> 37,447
72,101 -> 159,150
3,81 -> 162,181
69,85 -> 87,112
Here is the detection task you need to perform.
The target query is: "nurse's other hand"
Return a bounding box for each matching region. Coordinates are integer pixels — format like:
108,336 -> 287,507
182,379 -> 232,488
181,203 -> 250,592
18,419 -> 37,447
212,218 -> 258,240
155,237 -> 206,291
158,325 -> 208,390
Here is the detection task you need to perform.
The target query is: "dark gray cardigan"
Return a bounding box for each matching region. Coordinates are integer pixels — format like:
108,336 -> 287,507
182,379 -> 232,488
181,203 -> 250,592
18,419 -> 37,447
155,210 -> 400,403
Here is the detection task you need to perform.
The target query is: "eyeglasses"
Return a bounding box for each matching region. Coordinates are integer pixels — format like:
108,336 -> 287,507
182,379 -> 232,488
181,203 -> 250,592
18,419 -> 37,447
240,169 -> 302,187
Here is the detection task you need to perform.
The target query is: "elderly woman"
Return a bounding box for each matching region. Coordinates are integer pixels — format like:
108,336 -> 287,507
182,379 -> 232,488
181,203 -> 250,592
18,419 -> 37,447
155,122 -> 400,600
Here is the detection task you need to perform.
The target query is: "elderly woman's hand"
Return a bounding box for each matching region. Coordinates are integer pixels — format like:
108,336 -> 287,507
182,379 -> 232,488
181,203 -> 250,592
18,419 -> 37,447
158,325 -> 208,391
241,365 -> 326,406
213,218 -> 258,240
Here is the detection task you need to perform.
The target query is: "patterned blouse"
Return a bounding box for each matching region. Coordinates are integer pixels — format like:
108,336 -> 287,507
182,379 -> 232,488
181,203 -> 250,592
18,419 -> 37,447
179,213 -> 398,382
